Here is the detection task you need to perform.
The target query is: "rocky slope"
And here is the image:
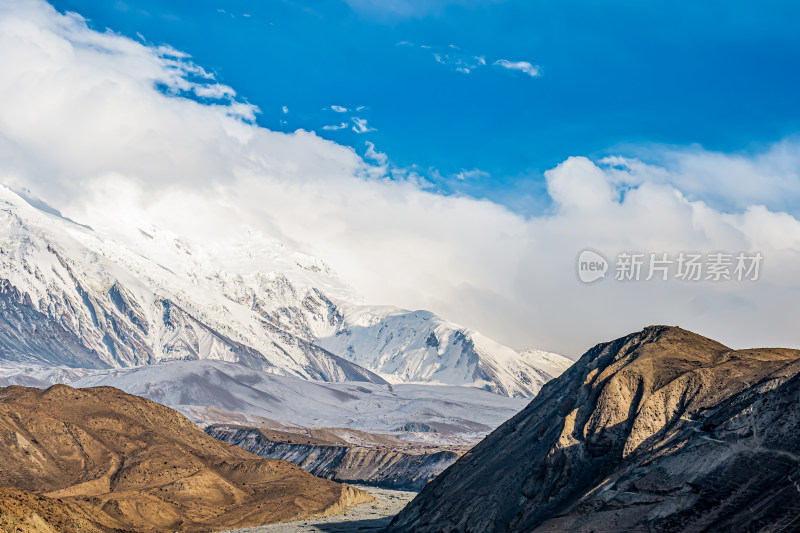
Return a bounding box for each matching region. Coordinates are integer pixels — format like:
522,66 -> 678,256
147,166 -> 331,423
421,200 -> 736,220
389,326 -> 800,532
0,488 -> 108,533
0,186 -> 568,397
0,384 -> 372,532
207,424 -> 463,490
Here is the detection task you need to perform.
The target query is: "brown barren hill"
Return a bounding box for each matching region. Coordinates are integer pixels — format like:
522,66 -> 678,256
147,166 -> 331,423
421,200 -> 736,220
0,384 -> 373,532
0,487 -> 111,533
389,326 -> 800,532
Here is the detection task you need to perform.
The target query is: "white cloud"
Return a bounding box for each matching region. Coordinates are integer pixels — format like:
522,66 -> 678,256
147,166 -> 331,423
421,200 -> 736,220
281,105 -> 289,114
0,0 -> 799,358
364,141 -> 388,166
493,59 -> 541,77
455,168 -> 490,180
330,105 -> 348,113
403,42 -> 537,79
598,142 -> 800,215
193,84 -> 236,99
322,122 -> 349,131
432,50 -> 485,74
351,117 -> 376,133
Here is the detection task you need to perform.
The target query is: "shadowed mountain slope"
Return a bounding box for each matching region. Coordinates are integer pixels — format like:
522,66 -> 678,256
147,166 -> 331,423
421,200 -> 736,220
389,326 -> 800,532
0,385 -> 371,532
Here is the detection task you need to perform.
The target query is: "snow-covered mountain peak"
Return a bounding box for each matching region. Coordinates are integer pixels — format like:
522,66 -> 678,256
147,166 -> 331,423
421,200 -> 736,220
0,184 -> 571,396
316,305 -> 570,397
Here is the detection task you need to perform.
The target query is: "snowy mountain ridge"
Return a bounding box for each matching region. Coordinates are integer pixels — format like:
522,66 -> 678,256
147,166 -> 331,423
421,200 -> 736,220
0,186 -> 571,396
0,358 -> 528,449
0,186 -> 380,383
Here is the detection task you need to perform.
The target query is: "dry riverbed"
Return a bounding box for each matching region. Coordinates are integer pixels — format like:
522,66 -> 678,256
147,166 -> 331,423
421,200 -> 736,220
223,485 -> 418,533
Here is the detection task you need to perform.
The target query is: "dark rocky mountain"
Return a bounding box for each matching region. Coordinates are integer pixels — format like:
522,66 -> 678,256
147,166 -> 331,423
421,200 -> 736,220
389,326 -> 800,532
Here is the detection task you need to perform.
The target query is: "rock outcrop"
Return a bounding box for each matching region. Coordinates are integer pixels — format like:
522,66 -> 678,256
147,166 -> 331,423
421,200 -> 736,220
0,385 -> 372,532
389,326 -> 800,532
207,424 -> 463,490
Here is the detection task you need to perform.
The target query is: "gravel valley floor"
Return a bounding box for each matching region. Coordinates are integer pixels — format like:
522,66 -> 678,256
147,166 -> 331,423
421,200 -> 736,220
223,485 -> 418,533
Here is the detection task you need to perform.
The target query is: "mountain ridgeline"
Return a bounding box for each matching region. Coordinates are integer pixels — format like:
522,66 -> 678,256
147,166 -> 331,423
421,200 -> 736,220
389,326 -> 800,532
0,186 -> 569,397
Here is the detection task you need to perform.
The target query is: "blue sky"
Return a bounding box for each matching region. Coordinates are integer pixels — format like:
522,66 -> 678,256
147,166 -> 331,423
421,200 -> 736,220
47,0 -> 800,214
3,0 -> 800,352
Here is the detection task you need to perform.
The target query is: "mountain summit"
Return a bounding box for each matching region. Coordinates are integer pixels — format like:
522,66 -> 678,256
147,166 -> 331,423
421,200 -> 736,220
389,326 -> 800,532
0,186 -> 568,396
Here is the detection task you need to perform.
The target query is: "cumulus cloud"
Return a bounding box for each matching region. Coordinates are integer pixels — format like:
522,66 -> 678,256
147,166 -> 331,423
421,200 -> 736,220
330,105 -> 348,113
493,59 -> 541,77
598,141 -> 800,215
0,0 -> 799,357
